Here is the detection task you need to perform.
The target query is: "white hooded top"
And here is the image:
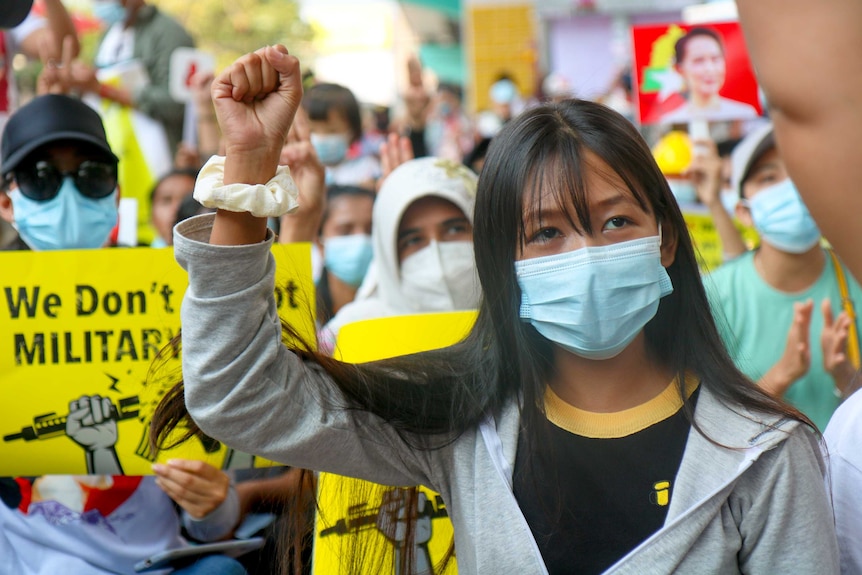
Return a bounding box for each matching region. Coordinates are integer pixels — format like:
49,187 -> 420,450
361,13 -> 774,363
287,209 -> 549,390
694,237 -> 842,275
321,157 -> 478,347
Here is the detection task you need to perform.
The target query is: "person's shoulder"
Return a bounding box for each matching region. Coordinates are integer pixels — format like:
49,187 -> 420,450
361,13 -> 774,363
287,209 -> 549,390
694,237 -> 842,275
824,389 -> 862,456
141,6 -> 194,43
706,250 -> 755,287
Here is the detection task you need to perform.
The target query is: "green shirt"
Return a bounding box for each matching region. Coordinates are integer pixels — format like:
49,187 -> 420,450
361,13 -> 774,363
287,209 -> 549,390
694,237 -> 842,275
706,249 -> 862,430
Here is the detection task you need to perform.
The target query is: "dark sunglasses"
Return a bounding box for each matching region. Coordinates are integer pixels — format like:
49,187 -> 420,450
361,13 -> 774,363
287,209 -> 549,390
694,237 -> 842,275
5,159 -> 118,201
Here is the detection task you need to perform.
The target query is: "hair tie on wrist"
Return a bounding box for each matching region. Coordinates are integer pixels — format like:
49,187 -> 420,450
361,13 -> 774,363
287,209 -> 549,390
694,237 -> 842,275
193,155 -> 300,218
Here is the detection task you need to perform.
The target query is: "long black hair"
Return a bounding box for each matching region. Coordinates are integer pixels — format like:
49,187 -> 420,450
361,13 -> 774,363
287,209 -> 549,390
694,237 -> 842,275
151,99 -> 809,574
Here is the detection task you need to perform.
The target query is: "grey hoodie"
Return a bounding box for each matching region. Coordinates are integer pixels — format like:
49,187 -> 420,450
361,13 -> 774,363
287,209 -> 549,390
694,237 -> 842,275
174,214 -> 839,574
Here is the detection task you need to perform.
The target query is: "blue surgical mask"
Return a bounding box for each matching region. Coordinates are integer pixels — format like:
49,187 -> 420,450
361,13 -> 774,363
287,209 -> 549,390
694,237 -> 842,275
323,234 -> 373,287
92,1 -> 127,26
9,178 -> 118,250
667,178 -> 697,205
311,133 -> 350,166
745,178 -> 821,254
515,234 -> 673,360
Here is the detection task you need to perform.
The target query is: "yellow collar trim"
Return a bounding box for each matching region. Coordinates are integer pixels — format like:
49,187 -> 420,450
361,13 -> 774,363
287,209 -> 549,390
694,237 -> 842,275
545,375 -> 699,439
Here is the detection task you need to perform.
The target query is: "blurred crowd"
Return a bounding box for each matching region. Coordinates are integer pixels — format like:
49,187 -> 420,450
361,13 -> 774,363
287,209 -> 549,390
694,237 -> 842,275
2,1 -> 862,574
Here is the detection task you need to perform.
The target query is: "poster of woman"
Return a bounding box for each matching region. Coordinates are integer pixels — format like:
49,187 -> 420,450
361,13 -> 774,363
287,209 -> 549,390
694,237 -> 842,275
633,22 -> 762,125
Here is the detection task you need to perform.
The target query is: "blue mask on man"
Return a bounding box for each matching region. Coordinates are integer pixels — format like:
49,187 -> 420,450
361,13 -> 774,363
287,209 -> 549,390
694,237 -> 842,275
92,1 -> 127,27
745,178 -> 821,254
323,234 -> 373,287
9,178 -> 118,250
515,234 -> 673,360
311,134 -> 350,166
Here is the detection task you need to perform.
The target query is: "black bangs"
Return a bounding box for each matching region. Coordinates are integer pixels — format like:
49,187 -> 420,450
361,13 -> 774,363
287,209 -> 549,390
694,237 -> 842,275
520,135 -> 590,244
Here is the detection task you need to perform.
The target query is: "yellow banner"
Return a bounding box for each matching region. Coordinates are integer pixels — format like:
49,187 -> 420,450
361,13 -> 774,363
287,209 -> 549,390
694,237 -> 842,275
0,243 -> 315,476
313,311 -> 476,575
683,210 -> 758,272
465,4 -> 536,113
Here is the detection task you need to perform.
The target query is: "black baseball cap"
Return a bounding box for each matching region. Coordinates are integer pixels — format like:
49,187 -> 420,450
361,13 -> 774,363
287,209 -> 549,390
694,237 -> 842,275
1,0 -> 34,28
1,95 -> 118,178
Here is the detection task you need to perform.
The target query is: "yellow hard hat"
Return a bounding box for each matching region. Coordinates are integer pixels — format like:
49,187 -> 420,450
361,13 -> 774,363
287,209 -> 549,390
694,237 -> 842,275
652,131 -> 692,176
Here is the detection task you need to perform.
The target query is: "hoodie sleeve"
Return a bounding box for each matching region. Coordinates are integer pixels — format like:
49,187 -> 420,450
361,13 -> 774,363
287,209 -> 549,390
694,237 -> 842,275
171,214 -> 435,489
731,425 -> 839,573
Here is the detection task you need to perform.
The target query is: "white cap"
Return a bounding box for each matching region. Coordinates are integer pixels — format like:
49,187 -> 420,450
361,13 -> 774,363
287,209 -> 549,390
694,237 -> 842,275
730,122 -> 775,198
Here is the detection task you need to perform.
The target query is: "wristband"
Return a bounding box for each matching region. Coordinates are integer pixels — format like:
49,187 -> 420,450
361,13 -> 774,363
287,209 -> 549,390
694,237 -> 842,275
194,155 -> 300,218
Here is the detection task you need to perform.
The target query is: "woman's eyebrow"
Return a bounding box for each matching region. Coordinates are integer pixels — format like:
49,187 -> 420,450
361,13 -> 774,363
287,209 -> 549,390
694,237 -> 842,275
439,216 -> 470,227
590,193 -> 636,210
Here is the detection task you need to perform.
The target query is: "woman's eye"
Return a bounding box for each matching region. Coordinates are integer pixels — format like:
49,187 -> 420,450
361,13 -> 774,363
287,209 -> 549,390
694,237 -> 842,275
603,217 -> 629,230
530,228 -> 561,244
399,235 -> 422,249
445,223 -> 469,235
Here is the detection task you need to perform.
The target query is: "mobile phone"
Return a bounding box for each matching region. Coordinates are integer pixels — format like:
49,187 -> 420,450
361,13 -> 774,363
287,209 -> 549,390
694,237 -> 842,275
133,537 -> 265,572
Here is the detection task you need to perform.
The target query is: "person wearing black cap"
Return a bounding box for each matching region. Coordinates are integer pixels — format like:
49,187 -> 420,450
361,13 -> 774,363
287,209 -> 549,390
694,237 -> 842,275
705,122 -> 862,431
0,94 -> 119,250
0,95 -> 248,574
0,0 -> 34,29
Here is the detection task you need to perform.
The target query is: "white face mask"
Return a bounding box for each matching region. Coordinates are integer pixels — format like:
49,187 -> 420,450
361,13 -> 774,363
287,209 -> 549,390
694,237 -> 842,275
399,240 -> 480,312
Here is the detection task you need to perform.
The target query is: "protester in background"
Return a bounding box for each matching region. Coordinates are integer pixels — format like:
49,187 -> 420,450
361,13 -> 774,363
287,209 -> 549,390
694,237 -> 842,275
315,185 -> 375,326
150,168 -> 197,247
487,73 -> 522,124
75,0 -> 194,156
686,136 -> 747,260
0,0 -> 79,248
320,156 -> 480,353
154,45 -> 837,575
424,83 -> 474,163
0,94 -> 244,575
705,123 -> 862,430
734,3 -> 862,572
303,83 -> 380,190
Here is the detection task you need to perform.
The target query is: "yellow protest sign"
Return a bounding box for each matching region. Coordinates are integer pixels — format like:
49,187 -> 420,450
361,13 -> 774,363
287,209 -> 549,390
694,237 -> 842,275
0,243 -> 314,476
314,311 -> 477,575
683,210 -> 758,272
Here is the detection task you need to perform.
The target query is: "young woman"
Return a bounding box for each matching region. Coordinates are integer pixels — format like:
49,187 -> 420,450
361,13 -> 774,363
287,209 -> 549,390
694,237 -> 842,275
319,156 -> 480,351
153,46 -> 838,574
314,184 -> 376,326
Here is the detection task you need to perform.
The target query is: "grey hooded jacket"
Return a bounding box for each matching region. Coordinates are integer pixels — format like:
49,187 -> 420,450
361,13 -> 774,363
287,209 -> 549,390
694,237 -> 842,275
174,214 -> 839,574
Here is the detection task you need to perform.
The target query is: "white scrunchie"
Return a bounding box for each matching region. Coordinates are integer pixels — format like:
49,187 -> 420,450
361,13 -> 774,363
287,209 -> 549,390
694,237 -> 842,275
193,155 -> 300,218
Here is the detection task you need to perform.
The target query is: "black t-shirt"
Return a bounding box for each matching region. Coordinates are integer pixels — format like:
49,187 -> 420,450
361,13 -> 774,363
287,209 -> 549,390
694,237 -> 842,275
513,381 -> 699,575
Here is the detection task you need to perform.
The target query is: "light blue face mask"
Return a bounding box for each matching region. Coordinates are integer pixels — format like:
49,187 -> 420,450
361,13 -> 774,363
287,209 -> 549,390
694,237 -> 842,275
515,234 -> 673,360
311,133 -> 350,166
323,234 -> 373,287
9,178 -> 119,251
745,178 -> 821,254
92,1 -> 127,26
